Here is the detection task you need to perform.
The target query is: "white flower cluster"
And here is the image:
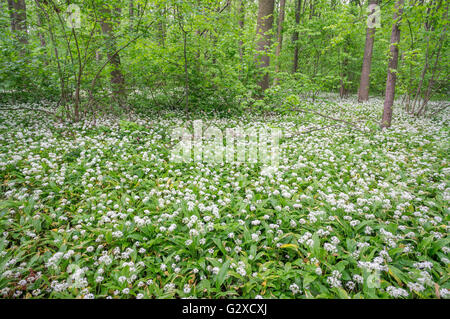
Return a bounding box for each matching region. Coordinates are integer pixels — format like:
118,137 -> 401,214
386,286 -> 409,298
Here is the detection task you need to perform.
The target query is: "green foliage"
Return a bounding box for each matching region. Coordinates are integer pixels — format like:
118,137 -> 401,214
0,101 -> 448,299
0,0 -> 447,116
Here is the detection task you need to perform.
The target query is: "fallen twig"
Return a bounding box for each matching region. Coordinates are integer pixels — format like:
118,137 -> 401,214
428,103 -> 449,117
294,124 -> 345,135
286,102 -> 366,133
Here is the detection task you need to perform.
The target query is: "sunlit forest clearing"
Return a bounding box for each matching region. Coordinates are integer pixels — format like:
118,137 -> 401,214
0,0 -> 448,299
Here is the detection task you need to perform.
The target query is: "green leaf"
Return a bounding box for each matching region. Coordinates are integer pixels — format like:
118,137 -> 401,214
216,259 -> 231,288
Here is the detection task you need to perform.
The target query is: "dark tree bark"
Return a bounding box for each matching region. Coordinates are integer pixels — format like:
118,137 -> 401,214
255,0 -> 275,91
381,0 -> 404,128
358,0 -> 378,102
274,0 -> 286,84
292,0 -> 302,73
7,0 -> 16,31
100,6 -> 126,107
7,0 -> 28,45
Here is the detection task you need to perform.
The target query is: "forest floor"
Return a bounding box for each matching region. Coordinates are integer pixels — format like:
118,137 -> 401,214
0,97 -> 448,298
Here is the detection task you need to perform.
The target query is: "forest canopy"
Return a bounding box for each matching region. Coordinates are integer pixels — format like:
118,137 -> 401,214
0,0 -> 448,121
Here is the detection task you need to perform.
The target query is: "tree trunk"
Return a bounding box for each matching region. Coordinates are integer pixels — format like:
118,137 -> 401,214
7,0 -> 28,45
411,0 -> 443,114
273,0 -> 286,85
292,0 -> 302,73
255,0 -> 275,92
381,0 -> 404,128
157,4 -> 166,47
238,0 -> 245,61
7,0 -> 16,31
35,1 -> 46,48
417,24 -> 446,116
339,48 -> 349,99
357,0 -> 378,102
100,6 -> 126,107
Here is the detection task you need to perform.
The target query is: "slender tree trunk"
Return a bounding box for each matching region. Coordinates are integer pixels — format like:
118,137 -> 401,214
157,4 -> 166,47
381,0 -> 404,128
411,2 -> 434,113
417,23 -> 446,115
183,31 -> 189,112
100,6 -> 126,107
292,0 -> 302,73
238,0 -> 245,61
34,1 -> 47,66
357,0 -> 378,102
411,33 -> 430,113
411,1 -> 446,114
176,5 -> 189,112
255,0 -> 275,92
273,0 -> 286,85
339,47 -> 349,99
34,0 -> 67,111
35,1 -> 46,48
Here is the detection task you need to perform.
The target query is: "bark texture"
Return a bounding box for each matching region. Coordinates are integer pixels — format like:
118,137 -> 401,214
100,6 -> 126,107
381,0 -> 404,128
274,0 -> 286,84
7,0 -> 28,45
255,0 -> 275,91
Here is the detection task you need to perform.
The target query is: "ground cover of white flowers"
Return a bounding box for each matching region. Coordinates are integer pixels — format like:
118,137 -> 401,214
0,98 -> 448,299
